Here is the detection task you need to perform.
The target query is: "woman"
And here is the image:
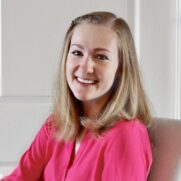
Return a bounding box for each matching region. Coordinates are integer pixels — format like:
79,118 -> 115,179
2,11 -> 152,181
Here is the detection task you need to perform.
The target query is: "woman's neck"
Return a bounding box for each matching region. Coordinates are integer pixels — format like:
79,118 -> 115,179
81,96 -> 109,119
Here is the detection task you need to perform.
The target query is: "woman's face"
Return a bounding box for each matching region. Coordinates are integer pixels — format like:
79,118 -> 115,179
66,23 -> 119,104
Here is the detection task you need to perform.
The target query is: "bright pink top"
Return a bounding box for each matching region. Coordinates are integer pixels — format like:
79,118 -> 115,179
3,115 -> 152,181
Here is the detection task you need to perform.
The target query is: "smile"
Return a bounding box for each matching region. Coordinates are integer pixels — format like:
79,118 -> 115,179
76,77 -> 97,84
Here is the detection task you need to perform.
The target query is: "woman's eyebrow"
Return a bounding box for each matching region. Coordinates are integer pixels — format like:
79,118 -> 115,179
94,48 -> 111,53
71,44 -> 84,49
71,44 -> 110,52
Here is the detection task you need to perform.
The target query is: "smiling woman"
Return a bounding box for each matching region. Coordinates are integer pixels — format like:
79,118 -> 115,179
2,12 -> 152,181
66,23 -> 119,116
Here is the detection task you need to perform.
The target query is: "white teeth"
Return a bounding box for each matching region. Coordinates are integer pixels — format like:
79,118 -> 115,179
77,77 -> 96,84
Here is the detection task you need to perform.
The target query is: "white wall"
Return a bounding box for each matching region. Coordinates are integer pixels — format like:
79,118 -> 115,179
0,0 -> 181,178
138,0 -> 181,119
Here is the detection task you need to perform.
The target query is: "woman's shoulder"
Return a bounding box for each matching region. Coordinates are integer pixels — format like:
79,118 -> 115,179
104,118 -> 150,143
103,119 -> 153,177
41,114 -> 58,137
110,118 -> 148,134
103,118 -> 152,155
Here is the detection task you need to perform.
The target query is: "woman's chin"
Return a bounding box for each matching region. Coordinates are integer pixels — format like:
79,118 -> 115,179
74,95 -> 90,102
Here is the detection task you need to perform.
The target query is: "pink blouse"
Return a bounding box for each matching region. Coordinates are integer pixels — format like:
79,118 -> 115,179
2,115 -> 152,181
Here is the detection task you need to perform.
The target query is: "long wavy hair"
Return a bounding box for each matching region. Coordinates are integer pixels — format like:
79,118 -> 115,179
52,11 -> 152,141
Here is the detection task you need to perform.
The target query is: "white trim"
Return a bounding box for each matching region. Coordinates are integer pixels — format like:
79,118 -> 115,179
175,0 -> 181,119
0,161 -> 17,166
0,96 -> 52,104
134,0 -> 141,61
0,0 -> 2,96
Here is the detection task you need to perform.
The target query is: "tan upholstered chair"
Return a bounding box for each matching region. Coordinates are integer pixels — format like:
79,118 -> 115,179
148,118 -> 181,181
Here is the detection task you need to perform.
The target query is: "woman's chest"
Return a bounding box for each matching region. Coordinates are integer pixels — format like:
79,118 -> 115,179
42,136 -> 106,181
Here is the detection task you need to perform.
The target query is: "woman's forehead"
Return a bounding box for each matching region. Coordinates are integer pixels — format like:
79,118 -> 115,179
70,23 -> 118,51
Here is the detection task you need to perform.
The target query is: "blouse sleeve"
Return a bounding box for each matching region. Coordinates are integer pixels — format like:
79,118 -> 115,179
102,120 -> 152,181
1,115 -> 53,181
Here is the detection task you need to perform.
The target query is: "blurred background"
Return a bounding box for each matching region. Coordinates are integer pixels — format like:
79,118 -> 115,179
0,0 -> 181,177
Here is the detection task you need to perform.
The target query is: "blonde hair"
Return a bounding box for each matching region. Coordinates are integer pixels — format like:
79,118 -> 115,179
53,11 -> 152,141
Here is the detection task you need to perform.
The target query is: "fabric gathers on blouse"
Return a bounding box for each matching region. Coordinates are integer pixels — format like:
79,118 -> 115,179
2,115 -> 152,181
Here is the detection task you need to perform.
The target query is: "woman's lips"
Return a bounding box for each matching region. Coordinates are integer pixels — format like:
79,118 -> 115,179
75,76 -> 97,85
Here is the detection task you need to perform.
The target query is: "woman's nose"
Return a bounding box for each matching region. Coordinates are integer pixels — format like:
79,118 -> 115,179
79,56 -> 94,74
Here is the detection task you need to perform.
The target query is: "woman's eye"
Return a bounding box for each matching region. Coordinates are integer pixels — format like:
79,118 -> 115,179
72,50 -> 83,56
96,54 -> 108,61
